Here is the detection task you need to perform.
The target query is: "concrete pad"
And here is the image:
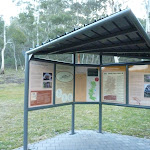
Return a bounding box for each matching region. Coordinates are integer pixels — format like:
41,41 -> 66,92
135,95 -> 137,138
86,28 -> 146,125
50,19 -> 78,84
14,130 -> 150,150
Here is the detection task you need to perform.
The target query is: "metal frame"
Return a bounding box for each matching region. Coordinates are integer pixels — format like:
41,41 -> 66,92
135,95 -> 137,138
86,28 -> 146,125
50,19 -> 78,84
24,54 -> 150,150
24,53 -> 29,150
126,65 -> 129,105
99,54 -> 102,133
71,53 -> 76,134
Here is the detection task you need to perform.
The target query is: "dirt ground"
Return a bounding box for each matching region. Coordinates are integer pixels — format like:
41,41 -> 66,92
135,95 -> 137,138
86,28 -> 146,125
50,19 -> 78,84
0,69 -> 24,86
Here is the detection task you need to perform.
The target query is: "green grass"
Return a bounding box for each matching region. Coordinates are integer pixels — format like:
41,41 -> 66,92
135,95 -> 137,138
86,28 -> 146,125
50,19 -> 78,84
0,70 -> 150,149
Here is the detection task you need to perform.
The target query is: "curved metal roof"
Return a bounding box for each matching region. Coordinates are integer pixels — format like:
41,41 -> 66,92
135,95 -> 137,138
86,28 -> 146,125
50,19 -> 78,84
27,9 -> 150,59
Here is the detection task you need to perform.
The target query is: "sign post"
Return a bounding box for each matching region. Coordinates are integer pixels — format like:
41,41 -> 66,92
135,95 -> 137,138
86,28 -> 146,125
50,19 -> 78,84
99,54 -> 102,133
24,53 -> 29,150
71,53 -> 76,135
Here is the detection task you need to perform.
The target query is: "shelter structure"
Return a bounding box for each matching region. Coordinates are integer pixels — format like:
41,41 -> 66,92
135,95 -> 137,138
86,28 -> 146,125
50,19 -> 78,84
24,9 -> 150,150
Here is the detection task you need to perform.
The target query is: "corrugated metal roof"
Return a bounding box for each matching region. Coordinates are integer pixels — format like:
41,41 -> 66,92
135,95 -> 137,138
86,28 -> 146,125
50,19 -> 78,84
27,9 -> 150,59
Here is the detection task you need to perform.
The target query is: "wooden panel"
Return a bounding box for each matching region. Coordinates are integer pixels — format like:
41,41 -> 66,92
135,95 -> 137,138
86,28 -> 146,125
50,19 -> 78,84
75,74 -> 87,102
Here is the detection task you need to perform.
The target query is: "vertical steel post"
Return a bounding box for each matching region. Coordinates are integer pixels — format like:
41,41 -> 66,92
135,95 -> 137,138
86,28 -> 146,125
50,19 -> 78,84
71,53 -> 75,134
126,65 -> 129,105
99,54 -> 102,133
53,63 -> 56,105
24,53 -> 29,150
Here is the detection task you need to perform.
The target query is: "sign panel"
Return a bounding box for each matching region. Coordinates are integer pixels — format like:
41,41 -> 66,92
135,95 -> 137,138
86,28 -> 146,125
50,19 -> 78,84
129,65 -> 150,106
75,67 -> 99,102
102,66 -> 126,103
29,60 -> 53,107
55,64 -> 73,104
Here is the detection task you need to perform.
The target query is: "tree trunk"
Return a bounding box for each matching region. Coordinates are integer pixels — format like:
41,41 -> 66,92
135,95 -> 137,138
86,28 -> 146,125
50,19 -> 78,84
91,54 -> 95,63
86,54 -> 89,64
1,47 -> 5,74
114,56 -> 119,63
78,54 -> 80,64
18,56 -> 24,70
95,55 -> 99,64
13,44 -> 18,71
0,22 -> 6,74
145,0 -> 150,33
32,40 -> 35,48
82,54 -> 85,64
34,0 -> 40,46
36,11 -> 39,45
72,54 -> 74,63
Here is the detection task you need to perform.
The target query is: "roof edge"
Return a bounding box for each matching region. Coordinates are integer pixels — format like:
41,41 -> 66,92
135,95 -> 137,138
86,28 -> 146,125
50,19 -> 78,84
128,9 -> 150,47
26,9 -> 132,55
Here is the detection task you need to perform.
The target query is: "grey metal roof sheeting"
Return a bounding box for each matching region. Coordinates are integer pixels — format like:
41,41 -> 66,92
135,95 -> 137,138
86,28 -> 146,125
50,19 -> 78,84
27,9 -> 150,59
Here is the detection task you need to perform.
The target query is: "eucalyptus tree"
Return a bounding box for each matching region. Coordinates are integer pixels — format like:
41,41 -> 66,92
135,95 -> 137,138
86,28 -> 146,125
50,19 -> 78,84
144,0 -> 150,34
8,19 -> 27,71
18,4 -> 37,48
39,0 -> 74,40
0,18 -> 7,74
70,0 -> 107,64
82,0 -> 107,22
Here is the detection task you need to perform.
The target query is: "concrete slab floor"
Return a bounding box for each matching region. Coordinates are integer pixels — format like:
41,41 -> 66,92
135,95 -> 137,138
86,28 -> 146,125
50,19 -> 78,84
14,130 -> 150,150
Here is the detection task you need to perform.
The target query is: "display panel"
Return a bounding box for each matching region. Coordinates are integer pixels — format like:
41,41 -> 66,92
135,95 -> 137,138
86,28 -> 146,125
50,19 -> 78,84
75,67 -> 100,102
129,65 -> 150,106
102,66 -> 126,104
55,64 -> 73,104
29,60 -> 53,107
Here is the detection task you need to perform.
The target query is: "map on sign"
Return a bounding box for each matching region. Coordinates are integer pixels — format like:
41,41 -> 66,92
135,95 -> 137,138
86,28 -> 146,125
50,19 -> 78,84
55,64 -> 73,104
87,68 -> 99,102
88,81 -> 97,101
103,72 -> 125,103
56,71 -> 73,82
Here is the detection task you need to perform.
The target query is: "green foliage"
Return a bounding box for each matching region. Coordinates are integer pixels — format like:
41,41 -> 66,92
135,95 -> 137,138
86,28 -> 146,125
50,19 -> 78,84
0,17 -> 4,35
8,25 -> 27,44
1,0 -> 148,70
0,17 -> 4,49
0,38 -> 3,49
50,13 -> 72,25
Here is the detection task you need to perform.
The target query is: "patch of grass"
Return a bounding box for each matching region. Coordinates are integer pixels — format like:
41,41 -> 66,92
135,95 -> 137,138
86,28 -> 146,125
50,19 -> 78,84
75,105 -> 150,139
0,84 -> 24,150
0,70 -> 150,149
102,106 -> 150,138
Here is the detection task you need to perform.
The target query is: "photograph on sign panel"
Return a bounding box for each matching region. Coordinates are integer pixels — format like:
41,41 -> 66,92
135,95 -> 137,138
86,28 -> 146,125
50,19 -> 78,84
144,84 -> 150,97
43,73 -> 52,81
43,82 -> 52,88
144,74 -> 150,82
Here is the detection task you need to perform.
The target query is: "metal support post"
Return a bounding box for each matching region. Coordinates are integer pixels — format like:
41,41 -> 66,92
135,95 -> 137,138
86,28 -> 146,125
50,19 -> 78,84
53,63 -> 56,105
126,65 -> 129,105
99,54 -> 102,133
71,53 -> 75,134
71,104 -> 75,134
24,53 -> 29,150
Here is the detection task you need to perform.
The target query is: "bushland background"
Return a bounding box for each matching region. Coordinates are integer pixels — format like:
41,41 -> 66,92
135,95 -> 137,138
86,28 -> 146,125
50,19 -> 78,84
0,0 -> 150,149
